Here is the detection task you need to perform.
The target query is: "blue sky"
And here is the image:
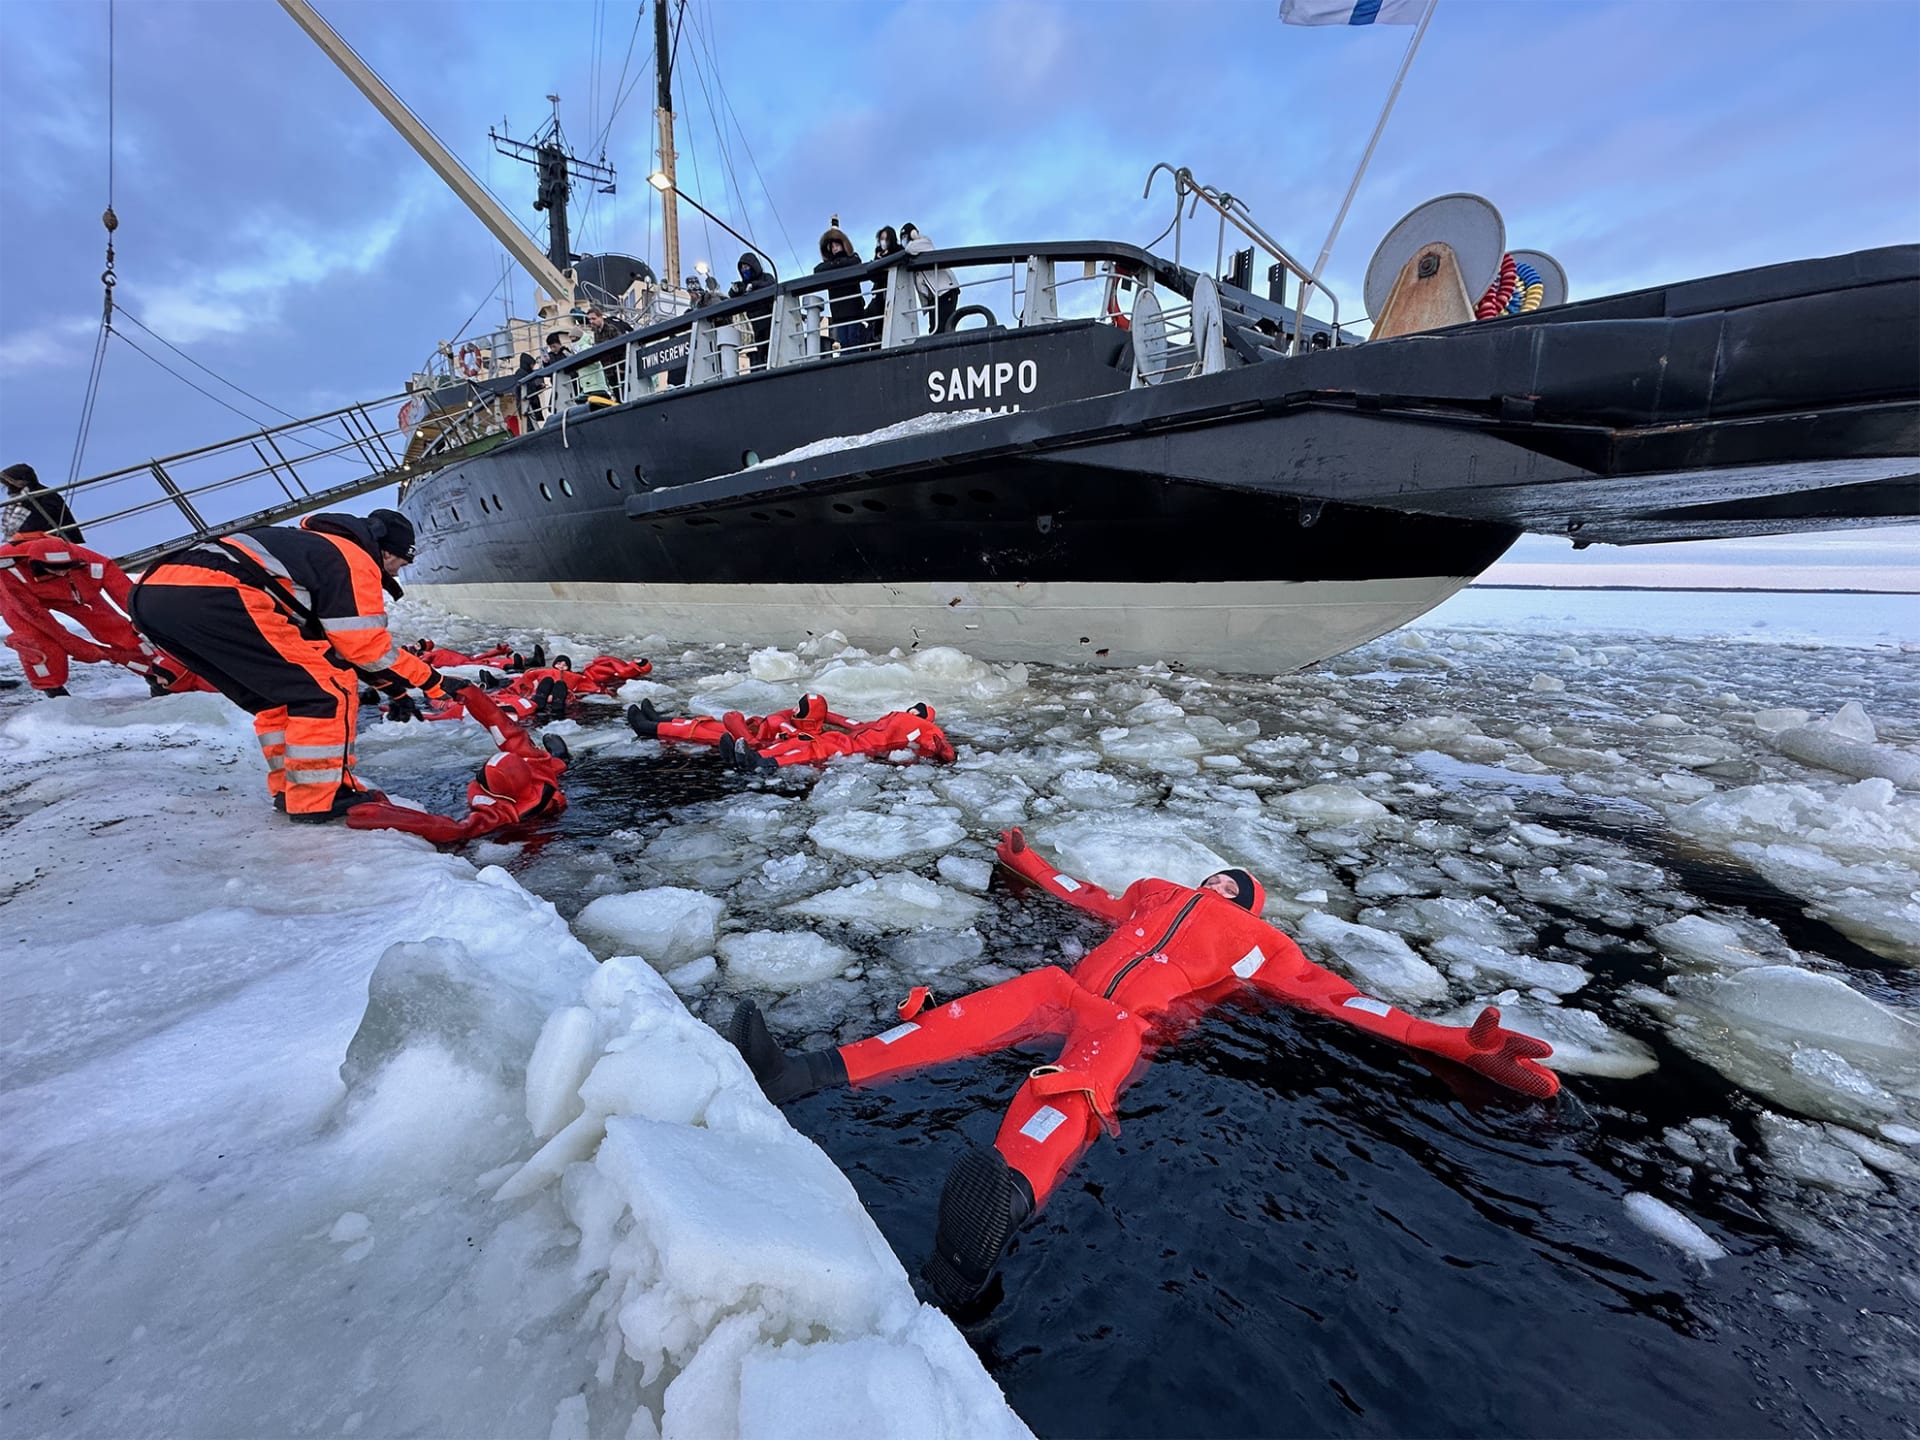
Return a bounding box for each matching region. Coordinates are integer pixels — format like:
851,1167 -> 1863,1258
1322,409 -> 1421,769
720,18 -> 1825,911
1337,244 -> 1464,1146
1,0 -> 1914,584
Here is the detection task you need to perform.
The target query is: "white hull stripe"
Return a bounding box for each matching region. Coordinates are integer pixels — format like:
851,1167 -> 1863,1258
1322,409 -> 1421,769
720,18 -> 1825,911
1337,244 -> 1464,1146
407,575 -> 1480,673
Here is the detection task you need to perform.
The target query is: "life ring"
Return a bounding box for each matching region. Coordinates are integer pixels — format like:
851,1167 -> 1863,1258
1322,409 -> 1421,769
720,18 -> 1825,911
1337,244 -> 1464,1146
456,342 -> 485,378
940,304 -> 997,334
1104,274 -> 1133,331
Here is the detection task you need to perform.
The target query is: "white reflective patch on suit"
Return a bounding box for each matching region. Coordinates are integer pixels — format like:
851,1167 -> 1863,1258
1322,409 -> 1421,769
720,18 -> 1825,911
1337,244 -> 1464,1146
1019,1105 -> 1069,1144
322,614 -> 387,632
88,564 -> 104,579
1343,996 -> 1392,1017
1232,945 -> 1266,978
1054,875 -> 1081,891
877,1022 -> 920,1045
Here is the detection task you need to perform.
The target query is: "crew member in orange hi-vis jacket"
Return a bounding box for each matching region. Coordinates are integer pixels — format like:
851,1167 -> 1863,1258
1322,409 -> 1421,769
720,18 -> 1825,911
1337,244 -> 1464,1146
728,827 -> 1557,1307
0,533 -> 202,696
129,510 -> 465,822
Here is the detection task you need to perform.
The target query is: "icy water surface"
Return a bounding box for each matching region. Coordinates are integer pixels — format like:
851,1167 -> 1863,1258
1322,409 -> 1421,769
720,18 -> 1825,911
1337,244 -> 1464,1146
369,597 -> 1920,1438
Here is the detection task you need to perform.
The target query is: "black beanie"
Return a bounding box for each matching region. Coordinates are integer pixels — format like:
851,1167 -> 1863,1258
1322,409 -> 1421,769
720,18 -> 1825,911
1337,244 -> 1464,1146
2,462 -> 40,489
368,508 -> 416,560
1217,868 -> 1261,912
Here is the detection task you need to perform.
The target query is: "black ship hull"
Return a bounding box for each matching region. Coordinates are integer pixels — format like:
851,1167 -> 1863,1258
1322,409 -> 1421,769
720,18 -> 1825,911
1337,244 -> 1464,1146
400,244 -> 1918,673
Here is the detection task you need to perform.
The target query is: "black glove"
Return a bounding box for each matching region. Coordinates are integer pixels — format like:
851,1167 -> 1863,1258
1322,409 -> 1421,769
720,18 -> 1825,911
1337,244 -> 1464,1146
386,693 -> 421,723
437,674 -> 473,696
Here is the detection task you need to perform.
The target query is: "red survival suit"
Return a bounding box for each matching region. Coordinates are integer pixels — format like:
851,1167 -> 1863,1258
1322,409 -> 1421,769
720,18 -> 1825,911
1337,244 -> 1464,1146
643,695 -> 954,767
753,704 -> 954,767
491,656 -> 652,721
347,688 -> 568,842
647,693 -> 853,747
0,535 -> 201,694
833,829 -> 1558,1216
411,640 -> 514,668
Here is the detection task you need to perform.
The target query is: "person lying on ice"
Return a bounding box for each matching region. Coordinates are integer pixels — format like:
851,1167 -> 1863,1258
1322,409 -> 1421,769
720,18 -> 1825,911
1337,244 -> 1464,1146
346,686 -> 570,842
626,695 -> 954,769
0,533 -> 204,697
729,826 -> 1559,1308
129,510 -> 461,822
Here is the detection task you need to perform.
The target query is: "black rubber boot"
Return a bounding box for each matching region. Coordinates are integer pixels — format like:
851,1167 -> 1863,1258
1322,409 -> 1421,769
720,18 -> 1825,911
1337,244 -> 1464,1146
727,999 -> 847,1104
541,732 -> 571,763
637,697 -> 662,723
548,680 -> 570,720
922,1147 -> 1034,1309
529,643 -> 547,669
42,686 -> 70,698
530,677 -> 555,722
627,703 -> 658,738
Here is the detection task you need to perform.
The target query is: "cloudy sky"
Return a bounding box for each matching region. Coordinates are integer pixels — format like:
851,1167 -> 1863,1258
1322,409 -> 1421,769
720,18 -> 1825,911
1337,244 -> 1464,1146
1,0 -> 1914,586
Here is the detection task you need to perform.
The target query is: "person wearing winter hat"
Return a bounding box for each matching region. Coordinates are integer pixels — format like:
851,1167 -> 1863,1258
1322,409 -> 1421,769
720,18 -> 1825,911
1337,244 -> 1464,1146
128,508 -> 463,822
728,827 -> 1558,1308
813,218 -> 868,353
2,462 -> 83,542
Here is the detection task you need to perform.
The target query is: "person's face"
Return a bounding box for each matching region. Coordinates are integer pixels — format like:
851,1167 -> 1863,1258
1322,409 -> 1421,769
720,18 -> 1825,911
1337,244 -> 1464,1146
381,551 -> 409,578
828,239 -> 844,256
1201,872 -> 1242,902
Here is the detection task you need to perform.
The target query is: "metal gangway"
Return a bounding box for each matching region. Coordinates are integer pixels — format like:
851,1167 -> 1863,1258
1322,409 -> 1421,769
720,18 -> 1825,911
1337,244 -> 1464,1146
53,391 -> 479,571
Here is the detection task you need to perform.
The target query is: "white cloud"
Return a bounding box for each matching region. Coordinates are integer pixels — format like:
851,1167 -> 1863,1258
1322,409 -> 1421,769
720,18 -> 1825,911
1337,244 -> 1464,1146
0,316 -> 99,375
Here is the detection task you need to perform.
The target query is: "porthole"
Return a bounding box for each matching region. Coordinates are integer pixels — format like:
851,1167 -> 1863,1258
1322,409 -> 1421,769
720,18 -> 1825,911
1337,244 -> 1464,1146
560,477 -> 574,496
831,502 -> 854,515
861,498 -> 887,512
775,507 -> 797,519
633,464 -> 647,485
968,488 -> 995,504
476,498 -> 488,514
931,492 -> 958,507
750,511 -> 770,522
492,494 -> 503,509
451,506 -> 461,522
606,469 -> 621,490
686,516 -> 719,527
539,483 -> 553,501
742,449 -> 761,467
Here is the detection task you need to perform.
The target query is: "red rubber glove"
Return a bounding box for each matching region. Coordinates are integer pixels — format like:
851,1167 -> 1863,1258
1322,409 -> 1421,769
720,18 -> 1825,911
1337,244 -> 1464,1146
996,826 -> 1027,864
1421,1006 -> 1559,1098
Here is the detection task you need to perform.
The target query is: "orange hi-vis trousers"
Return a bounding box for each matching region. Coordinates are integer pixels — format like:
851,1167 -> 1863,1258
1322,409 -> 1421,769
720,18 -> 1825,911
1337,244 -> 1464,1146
129,565 -> 366,815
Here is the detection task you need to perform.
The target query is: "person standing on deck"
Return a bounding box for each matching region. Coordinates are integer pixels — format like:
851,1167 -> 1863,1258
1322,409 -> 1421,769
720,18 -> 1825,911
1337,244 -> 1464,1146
2,463 -> 83,543
814,220 -> 868,353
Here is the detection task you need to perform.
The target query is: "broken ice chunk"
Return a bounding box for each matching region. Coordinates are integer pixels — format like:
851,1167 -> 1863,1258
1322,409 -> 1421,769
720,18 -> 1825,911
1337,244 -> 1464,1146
1622,1192 -> 1725,1261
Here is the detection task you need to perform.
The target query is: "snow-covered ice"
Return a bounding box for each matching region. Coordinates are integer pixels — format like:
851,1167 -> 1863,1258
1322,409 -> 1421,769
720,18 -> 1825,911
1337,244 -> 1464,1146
5,580 -> 1917,1434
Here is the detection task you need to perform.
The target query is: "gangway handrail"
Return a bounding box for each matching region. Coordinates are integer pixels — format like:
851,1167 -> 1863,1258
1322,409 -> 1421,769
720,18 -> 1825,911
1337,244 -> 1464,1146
37,389 -> 484,572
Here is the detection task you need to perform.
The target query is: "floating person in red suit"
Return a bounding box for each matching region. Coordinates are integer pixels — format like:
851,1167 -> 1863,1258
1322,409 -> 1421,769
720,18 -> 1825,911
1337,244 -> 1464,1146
347,687 -> 569,843
729,826 -> 1558,1307
0,533 -> 205,697
407,638 -> 516,669
477,653 -> 652,724
626,695 -> 953,768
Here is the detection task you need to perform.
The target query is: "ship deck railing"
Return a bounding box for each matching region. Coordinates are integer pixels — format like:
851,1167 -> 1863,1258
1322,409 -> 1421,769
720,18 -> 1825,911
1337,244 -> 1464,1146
416,241 -> 1197,461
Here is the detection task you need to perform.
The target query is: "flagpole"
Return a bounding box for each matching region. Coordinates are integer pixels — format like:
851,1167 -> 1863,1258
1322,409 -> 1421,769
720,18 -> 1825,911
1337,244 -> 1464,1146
1295,0 -> 1437,344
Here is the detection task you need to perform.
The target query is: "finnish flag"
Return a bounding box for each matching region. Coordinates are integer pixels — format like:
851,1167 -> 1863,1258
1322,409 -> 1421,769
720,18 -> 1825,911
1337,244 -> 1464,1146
1281,0 -> 1426,23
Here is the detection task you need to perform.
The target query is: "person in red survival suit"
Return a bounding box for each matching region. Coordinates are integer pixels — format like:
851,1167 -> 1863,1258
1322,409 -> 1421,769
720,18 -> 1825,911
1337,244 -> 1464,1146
489,654 -> 652,723
408,638 -> 514,669
729,826 -> 1558,1307
346,687 -> 569,843
0,534 -> 204,697
625,693 -> 852,749
736,702 -> 955,770
128,510 -> 459,822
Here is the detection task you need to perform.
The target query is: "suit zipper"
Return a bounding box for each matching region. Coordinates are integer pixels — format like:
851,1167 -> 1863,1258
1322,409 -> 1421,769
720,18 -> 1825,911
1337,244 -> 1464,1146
1103,894 -> 1204,1000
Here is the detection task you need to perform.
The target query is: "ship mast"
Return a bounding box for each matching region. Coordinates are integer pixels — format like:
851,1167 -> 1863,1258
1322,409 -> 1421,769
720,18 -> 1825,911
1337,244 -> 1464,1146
654,0 -> 681,291
275,0 -> 576,305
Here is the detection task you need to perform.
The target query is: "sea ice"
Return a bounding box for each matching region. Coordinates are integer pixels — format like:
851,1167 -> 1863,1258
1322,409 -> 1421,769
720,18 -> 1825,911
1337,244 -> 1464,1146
1269,784 -> 1390,825
573,886 -> 726,966
1429,936 -> 1588,995
783,873 -> 985,931
1621,1192 -> 1726,1261
1294,912 -> 1449,1004
807,808 -> 966,862
719,930 -> 855,988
